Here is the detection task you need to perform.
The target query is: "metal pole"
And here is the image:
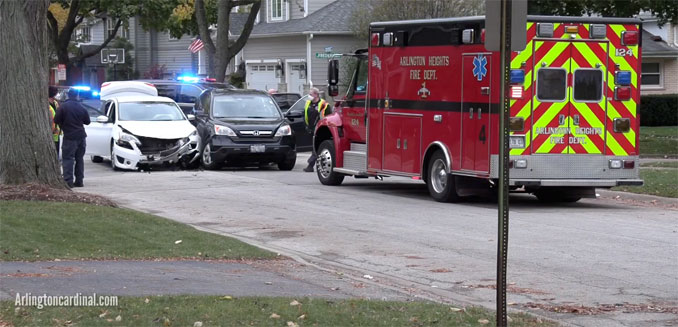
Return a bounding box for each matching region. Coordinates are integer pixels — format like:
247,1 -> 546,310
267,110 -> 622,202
497,0 -> 512,325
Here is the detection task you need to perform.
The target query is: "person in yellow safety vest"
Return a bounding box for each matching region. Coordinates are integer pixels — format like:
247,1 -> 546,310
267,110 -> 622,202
303,87 -> 330,172
48,86 -> 61,157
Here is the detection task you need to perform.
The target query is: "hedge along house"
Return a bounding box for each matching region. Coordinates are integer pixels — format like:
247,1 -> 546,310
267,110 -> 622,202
235,0 -> 362,94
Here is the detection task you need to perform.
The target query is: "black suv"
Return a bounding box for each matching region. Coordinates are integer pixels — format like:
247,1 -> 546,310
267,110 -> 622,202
136,78 -> 235,115
194,89 -> 297,170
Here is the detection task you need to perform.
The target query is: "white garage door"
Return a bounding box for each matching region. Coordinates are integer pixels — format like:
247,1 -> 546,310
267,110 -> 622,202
247,64 -> 277,91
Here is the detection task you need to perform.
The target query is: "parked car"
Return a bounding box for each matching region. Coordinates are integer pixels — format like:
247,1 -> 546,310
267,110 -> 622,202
136,77 -> 235,115
86,81 -> 200,170
283,95 -> 314,152
271,93 -> 301,113
194,88 -> 296,170
55,85 -> 104,110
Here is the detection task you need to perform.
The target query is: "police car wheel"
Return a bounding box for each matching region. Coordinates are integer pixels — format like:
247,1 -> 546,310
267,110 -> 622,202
91,156 -> 103,163
316,140 -> 344,186
427,151 -> 460,202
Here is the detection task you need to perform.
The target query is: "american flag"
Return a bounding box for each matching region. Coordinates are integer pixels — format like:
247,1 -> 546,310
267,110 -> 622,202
188,36 -> 204,53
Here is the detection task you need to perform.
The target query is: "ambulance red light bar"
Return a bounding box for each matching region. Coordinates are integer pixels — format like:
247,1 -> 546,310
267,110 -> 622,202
614,86 -> 631,101
621,31 -> 638,46
371,33 -> 380,46
510,86 -> 523,99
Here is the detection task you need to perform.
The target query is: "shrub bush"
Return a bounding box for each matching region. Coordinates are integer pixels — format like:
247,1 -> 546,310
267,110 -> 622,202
640,94 -> 678,126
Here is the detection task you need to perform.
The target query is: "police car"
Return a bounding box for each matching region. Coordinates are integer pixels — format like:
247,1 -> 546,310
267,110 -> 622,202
136,76 -> 235,115
85,81 -> 200,170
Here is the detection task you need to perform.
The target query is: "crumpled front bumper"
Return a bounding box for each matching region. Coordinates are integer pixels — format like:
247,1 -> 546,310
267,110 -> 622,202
112,137 -> 199,170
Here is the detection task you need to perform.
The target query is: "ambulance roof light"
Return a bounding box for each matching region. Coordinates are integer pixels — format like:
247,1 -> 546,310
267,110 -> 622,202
510,69 -> 525,84
462,29 -> 474,44
615,71 -> 632,86
621,31 -> 638,46
536,23 -> 554,38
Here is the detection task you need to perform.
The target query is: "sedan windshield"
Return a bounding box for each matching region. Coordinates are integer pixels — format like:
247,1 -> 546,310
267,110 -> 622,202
213,95 -> 281,119
119,102 -> 185,121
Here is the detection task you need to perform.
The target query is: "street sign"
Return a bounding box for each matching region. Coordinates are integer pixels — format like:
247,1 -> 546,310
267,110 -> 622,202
101,48 -> 125,64
485,0 -> 527,51
57,64 -> 66,81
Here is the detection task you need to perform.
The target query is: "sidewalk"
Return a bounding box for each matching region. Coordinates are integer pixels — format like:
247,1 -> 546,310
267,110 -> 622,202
0,259 -> 411,301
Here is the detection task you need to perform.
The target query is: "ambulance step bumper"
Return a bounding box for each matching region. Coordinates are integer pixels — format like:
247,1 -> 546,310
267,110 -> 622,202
510,179 -> 644,187
343,150 -> 367,172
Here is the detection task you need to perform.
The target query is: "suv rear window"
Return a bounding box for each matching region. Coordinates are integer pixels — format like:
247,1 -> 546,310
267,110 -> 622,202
537,68 -> 567,102
573,69 -> 603,102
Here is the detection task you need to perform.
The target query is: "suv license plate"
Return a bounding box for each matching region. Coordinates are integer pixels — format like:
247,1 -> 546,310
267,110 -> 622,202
250,145 -> 265,153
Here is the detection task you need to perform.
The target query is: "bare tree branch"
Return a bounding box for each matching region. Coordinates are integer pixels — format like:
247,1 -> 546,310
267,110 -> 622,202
73,18 -> 122,62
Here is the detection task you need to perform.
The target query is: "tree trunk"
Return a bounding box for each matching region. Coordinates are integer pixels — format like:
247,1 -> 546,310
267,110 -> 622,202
0,0 -> 66,187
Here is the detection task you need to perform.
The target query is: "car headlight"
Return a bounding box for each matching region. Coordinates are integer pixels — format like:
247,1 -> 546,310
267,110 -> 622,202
119,133 -> 141,145
274,124 -> 292,136
214,125 -> 236,136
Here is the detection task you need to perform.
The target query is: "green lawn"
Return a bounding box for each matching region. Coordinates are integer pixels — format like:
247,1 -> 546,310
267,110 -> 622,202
0,296 -> 556,327
613,169 -> 678,198
640,161 -> 678,168
0,201 -> 276,261
639,126 -> 678,157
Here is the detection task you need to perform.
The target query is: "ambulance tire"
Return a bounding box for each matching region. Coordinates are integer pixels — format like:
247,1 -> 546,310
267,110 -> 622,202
427,151 -> 461,202
316,140 -> 344,186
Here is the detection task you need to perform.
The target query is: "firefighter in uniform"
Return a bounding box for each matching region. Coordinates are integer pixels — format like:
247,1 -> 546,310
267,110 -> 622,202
48,86 -> 61,157
303,87 -> 329,172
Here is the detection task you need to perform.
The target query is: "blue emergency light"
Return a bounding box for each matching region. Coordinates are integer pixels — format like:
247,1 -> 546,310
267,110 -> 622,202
91,91 -> 99,97
510,69 -> 525,84
177,75 -> 200,83
72,85 -> 91,91
615,71 -> 632,86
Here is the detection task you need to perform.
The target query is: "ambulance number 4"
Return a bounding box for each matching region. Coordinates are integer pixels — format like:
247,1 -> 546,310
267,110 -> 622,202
615,48 -> 633,57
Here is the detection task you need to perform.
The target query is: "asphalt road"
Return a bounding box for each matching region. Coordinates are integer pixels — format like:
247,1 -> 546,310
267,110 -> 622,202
79,154 -> 678,327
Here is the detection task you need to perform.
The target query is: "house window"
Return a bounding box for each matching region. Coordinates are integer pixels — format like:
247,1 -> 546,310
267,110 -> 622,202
77,26 -> 91,43
641,62 -> 662,88
106,19 -> 117,38
270,0 -> 283,21
120,23 -> 129,39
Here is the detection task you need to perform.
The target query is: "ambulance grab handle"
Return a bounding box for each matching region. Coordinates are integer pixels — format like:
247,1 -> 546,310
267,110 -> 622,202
481,87 -> 490,95
396,138 -> 400,149
469,108 -> 474,119
477,108 -> 482,119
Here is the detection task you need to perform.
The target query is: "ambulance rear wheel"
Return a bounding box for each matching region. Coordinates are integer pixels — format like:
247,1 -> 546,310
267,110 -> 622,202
427,151 -> 461,202
316,140 -> 344,186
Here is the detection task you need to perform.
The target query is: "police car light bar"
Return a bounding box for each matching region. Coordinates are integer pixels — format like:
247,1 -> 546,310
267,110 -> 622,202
72,85 -> 91,91
177,75 -> 200,83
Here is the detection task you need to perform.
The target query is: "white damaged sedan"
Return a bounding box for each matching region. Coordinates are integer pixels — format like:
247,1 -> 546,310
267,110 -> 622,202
86,81 -> 200,170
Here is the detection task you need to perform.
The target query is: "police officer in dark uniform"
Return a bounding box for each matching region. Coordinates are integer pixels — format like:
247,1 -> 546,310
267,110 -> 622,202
54,88 -> 90,188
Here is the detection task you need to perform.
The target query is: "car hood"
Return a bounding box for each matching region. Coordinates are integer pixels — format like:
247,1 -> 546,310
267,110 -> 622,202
118,120 -> 196,139
214,118 -> 282,130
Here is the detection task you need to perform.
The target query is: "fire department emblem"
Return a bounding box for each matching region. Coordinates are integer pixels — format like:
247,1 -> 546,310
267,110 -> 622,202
417,82 -> 430,99
372,55 -> 381,70
473,54 -> 488,81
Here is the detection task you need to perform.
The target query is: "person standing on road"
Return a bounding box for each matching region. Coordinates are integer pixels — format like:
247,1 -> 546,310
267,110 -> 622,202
54,88 -> 90,188
303,87 -> 330,172
48,86 -> 61,158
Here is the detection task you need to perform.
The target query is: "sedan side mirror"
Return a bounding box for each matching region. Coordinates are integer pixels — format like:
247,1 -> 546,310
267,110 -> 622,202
187,114 -> 196,121
96,115 -> 109,123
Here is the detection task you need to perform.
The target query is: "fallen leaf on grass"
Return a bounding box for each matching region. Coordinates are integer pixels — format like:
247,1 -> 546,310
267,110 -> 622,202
478,319 -> 490,324
144,298 -> 150,303
193,322 -> 203,327
290,300 -> 301,306
286,322 -> 299,327
98,310 -> 108,318
270,313 -> 280,319
449,307 -> 462,312
220,296 -> 233,300
298,314 -> 306,320
174,240 -> 182,244
115,315 -> 122,322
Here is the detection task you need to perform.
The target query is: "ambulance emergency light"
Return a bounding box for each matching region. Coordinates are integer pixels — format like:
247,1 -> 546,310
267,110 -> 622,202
615,71 -> 632,86
510,69 -> 525,84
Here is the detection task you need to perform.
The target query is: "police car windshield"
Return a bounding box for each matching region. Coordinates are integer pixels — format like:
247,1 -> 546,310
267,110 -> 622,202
119,102 -> 185,121
212,95 -> 281,119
